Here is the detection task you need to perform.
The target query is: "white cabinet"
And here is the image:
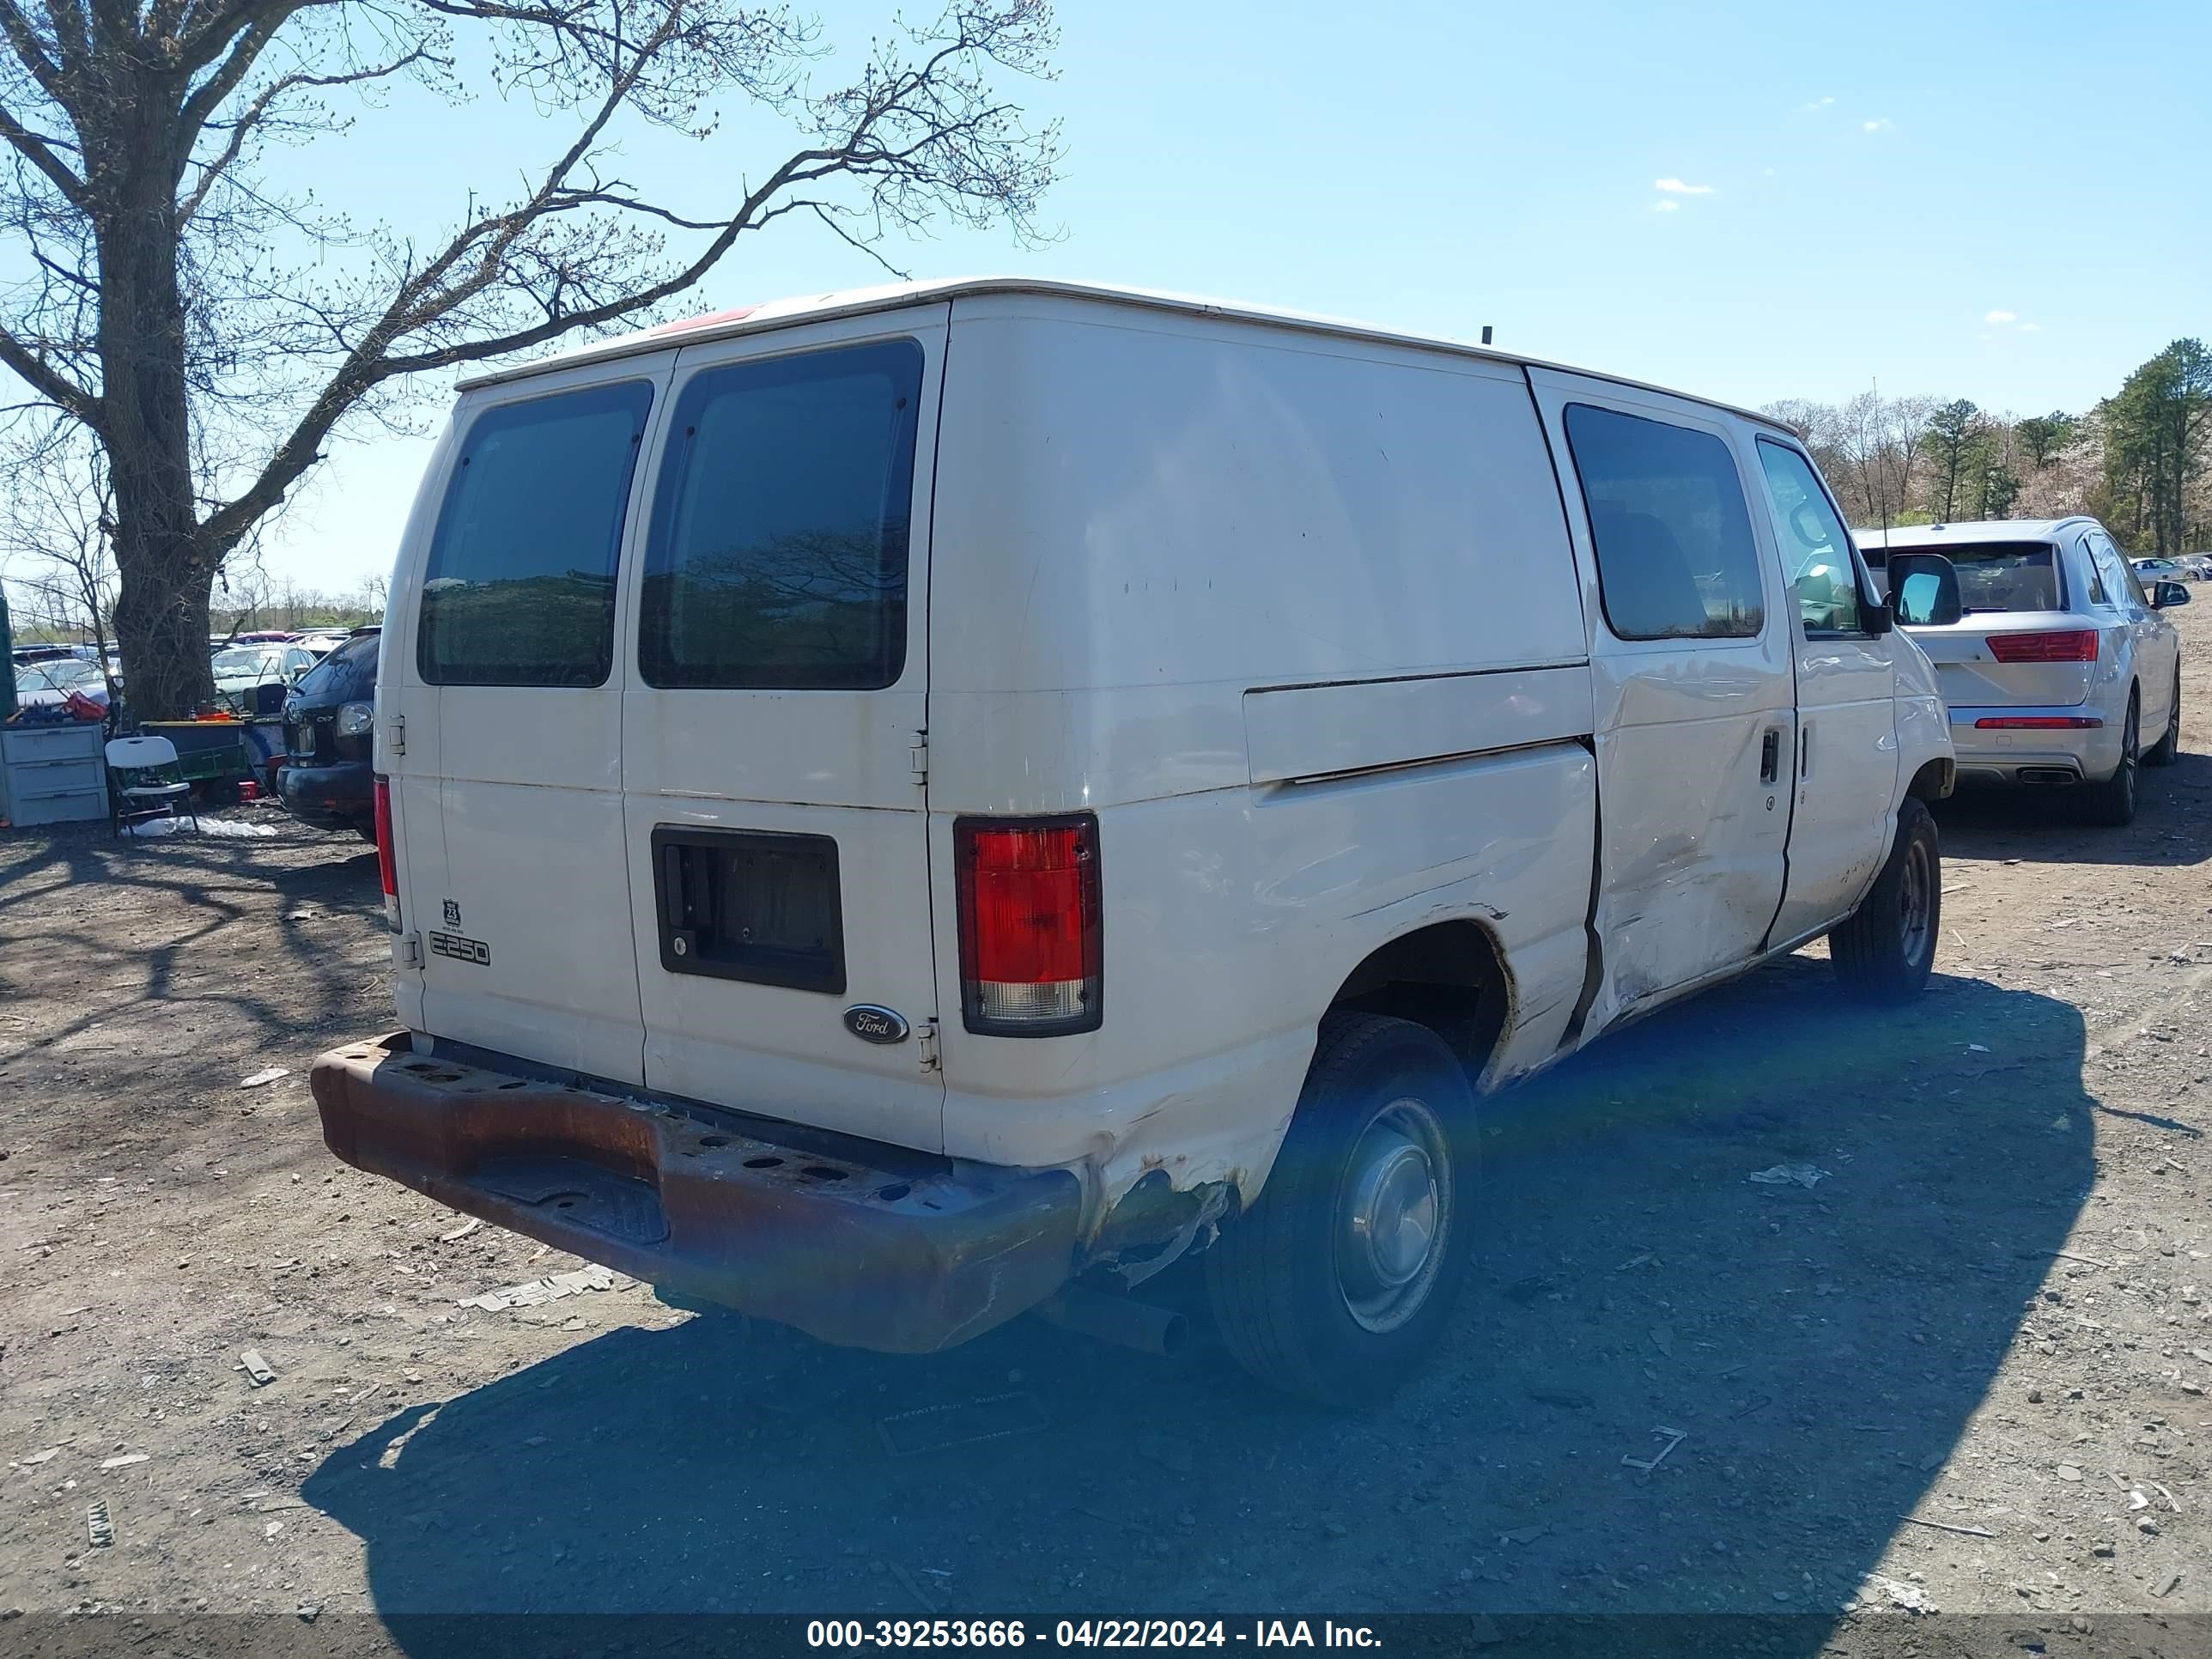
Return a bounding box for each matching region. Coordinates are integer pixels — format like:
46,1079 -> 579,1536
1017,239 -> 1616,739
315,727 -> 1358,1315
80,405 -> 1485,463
1,722 -> 107,826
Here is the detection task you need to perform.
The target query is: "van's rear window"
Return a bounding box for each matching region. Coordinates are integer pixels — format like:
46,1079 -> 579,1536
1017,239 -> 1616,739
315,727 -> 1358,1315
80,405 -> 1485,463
416,380 -> 653,687
639,339 -> 924,690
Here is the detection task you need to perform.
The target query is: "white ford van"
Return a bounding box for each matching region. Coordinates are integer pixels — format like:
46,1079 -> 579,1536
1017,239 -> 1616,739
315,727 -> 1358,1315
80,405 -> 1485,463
313,279 -> 1958,1403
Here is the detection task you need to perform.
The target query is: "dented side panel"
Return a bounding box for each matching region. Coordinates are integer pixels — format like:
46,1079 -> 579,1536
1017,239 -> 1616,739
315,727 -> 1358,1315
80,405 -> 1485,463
933,744 -> 1597,1240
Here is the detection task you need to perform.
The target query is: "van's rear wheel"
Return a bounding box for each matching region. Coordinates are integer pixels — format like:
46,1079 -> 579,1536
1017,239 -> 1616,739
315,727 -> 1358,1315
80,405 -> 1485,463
1205,1012 -> 1476,1406
2081,691 -> 2140,825
1829,796 -> 1939,1005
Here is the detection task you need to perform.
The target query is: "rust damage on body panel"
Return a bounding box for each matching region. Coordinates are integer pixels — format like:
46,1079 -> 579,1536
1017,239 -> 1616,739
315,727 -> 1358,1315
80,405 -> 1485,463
1082,1165 -> 1238,1286
311,1034 -> 1081,1354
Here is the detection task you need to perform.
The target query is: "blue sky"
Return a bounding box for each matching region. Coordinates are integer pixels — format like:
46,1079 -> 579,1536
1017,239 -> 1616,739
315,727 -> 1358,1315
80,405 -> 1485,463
254,0 -> 2212,593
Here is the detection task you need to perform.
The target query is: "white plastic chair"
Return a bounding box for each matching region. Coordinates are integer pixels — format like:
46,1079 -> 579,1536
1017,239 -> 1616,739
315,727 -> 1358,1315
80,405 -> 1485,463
106,734 -> 200,838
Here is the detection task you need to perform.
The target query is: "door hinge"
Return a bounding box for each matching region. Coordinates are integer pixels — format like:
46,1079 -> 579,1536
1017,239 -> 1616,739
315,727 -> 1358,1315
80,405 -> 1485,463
395,932 -> 422,969
387,714 -> 406,757
917,1017 -> 941,1072
908,730 -> 928,787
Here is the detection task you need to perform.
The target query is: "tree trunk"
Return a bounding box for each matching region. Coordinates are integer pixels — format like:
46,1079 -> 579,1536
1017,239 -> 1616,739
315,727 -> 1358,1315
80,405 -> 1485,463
112,545 -> 215,717
96,95 -> 216,722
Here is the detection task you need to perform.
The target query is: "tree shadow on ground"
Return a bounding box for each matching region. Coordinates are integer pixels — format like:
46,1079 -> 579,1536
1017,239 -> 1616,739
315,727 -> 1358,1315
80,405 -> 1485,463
307,953 -> 2094,1656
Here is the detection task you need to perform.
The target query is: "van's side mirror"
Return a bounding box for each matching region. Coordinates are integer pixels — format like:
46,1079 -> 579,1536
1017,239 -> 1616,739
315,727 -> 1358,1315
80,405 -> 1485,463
2153,580 -> 2191,610
1887,552 -> 1962,627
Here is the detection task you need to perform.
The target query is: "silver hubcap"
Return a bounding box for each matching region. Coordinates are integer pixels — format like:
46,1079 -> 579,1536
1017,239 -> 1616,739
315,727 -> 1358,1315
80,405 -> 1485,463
1335,1098 -> 1452,1333
1899,838 -> 1933,968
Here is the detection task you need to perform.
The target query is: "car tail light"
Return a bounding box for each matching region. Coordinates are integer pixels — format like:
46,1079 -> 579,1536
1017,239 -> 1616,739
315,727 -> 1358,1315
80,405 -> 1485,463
955,815 -> 1102,1036
1986,629 -> 2099,663
1973,716 -> 2103,729
374,776 -> 399,933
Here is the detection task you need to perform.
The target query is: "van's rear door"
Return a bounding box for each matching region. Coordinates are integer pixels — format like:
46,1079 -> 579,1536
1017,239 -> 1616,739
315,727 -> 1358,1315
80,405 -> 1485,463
622,306 -> 948,1152
406,358 -> 674,1085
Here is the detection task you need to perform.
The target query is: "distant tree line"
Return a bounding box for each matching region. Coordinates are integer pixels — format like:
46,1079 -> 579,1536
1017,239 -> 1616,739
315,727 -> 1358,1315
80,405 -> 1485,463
1765,338 -> 2211,554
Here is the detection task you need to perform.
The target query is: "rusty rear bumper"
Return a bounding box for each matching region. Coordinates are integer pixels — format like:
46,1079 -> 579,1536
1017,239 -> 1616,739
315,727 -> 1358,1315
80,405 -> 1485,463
310,1034 -> 1082,1353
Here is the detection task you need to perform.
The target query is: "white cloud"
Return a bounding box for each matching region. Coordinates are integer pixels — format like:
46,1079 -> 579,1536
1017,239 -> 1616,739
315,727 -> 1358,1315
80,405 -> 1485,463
2019,322 -> 2042,333
1798,95 -> 1835,112
1984,310 -> 2016,325
1654,178 -> 1716,195
1651,199 -> 1681,213
1862,117 -> 1893,132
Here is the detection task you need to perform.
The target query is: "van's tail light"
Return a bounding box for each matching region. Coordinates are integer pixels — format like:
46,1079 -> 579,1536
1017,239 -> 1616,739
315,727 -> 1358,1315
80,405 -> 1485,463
374,776 -> 399,933
955,815 -> 1102,1036
1986,629 -> 2099,663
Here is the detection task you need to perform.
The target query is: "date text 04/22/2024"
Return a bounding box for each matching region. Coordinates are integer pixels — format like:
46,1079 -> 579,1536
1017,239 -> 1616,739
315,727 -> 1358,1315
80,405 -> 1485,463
805,1622 -> 1382,1649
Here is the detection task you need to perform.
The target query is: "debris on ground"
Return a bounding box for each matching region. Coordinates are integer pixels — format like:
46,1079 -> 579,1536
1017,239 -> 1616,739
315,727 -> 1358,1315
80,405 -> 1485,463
240,1349 -> 276,1387
99,1453 -> 149,1469
1863,1573 -> 1929,1613
1899,1515 -> 1994,1538
240,1066 -> 289,1089
458,1265 -> 618,1311
131,817 -> 277,840
439,1218 -> 483,1243
16,1449 -> 59,1467
85,1503 -> 113,1549
1747,1164 -> 1827,1188
1622,1427 -> 1686,1471
877,1393 -> 1050,1458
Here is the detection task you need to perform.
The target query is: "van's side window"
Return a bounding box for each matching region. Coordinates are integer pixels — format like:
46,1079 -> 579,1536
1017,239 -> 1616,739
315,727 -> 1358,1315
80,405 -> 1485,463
1563,404 -> 1765,641
2081,536 -> 2108,605
1753,439 -> 1864,635
417,380 -> 654,687
639,339 -> 924,690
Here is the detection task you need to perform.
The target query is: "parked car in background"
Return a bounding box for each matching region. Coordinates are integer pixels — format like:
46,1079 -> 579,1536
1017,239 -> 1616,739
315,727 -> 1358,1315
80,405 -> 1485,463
1860,518 -> 2186,824
2132,556 -> 2185,583
278,629 -> 379,840
210,641 -> 318,698
13,654 -> 112,711
2176,554 -> 2212,580
314,277 -> 1959,1404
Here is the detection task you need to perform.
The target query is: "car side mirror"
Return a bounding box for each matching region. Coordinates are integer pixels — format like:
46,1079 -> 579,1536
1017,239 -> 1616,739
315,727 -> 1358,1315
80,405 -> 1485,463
2152,580 -> 2191,610
1887,552 -> 1963,627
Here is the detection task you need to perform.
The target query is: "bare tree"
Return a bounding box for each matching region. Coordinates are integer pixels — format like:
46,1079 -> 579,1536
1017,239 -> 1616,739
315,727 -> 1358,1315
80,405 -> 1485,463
0,417 -> 118,671
0,0 -> 1058,717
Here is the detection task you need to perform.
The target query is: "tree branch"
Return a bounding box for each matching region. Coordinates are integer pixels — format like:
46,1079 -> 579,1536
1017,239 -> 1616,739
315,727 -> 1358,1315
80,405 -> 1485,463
179,46 -> 434,219
0,319 -> 98,427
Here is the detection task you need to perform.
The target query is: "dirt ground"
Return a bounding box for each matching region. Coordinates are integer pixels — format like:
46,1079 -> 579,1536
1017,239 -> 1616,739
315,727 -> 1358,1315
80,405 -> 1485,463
4,609 -> 2211,1658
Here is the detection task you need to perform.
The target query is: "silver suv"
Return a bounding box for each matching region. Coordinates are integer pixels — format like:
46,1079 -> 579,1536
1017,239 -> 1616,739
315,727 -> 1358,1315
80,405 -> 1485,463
1858,517 -> 2187,825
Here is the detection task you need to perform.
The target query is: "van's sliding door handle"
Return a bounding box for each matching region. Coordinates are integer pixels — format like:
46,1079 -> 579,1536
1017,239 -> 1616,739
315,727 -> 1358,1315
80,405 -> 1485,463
1759,729 -> 1781,786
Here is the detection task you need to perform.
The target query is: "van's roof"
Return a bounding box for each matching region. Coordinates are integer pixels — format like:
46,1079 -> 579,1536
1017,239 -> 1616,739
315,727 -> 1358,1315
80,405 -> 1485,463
1854,518 -> 2092,550
457,276 -> 1789,431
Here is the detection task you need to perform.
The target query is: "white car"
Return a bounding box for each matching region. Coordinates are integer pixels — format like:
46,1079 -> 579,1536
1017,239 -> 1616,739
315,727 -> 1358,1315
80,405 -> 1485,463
210,642 -> 318,696
312,278 -> 1955,1402
2132,556 -> 2185,583
1860,519 -> 2186,823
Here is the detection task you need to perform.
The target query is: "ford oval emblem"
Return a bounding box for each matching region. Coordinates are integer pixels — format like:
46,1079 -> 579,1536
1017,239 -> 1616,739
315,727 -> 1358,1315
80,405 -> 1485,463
843,1005 -> 909,1045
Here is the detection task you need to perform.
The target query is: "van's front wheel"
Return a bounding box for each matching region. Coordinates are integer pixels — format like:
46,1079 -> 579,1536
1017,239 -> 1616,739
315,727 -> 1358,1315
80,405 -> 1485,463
1205,1012 -> 1476,1406
1828,796 -> 1939,1004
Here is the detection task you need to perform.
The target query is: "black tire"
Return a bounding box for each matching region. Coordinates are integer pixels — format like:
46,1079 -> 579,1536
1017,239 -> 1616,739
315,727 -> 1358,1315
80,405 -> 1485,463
1830,796 -> 1940,1005
1205,1012 -> 1477,1407
2144,670 -> 2181,768
2081,690 -> 2140,825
